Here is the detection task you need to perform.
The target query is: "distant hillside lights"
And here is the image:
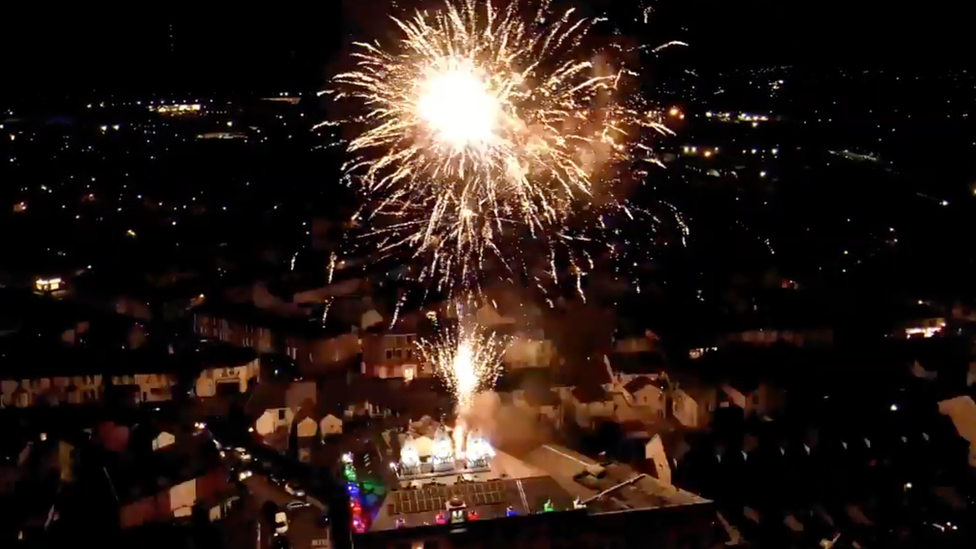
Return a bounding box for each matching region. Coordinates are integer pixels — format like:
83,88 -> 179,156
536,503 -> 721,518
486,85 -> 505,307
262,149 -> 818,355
904,319 -> 946,339
261,92 -> 300,105
35,277 -> 63,293
681,145 -> 719,157
150,103 -> 202,116
704,111 -> 772,125
688,347 -> 717,360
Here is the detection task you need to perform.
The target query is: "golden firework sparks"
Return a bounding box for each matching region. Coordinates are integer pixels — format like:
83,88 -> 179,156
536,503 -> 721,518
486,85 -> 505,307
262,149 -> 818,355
328,0 -> 683,295
418,322 -> 506,414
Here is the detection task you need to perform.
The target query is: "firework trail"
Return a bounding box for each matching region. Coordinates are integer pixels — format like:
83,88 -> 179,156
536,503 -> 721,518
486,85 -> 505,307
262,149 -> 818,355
418,321 -> 506,413
326,0 -> 684,298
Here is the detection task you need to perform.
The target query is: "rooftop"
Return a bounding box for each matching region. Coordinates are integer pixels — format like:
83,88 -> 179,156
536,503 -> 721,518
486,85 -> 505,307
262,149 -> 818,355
193,298 -> 354,339
518,444 -> 709,513
366,443 -> 711,535
624,376 -> 667,395
368,449 -> 575,533
572,384 -> 609,404
0,340 -> 255,379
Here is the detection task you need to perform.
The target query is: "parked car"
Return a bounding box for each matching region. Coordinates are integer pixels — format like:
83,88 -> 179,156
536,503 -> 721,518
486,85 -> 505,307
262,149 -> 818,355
274,511 -> 289,535
284,482 -> 305,498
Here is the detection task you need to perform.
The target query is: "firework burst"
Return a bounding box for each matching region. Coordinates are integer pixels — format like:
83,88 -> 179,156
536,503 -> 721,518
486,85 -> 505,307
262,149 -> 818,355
418,322 -> 506,413
327,0 -> 684,297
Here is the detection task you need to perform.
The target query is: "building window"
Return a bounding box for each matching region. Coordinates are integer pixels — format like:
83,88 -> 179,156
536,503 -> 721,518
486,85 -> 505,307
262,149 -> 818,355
278,409 -> 286,421
385,349 -> 393,360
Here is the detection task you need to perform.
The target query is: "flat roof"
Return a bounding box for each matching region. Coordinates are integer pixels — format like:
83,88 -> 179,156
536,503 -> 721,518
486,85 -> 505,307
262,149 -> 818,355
518,444 -> 709,513
366,449 -> 574,532
370,475 -> 576,532
366,445 -> 709,534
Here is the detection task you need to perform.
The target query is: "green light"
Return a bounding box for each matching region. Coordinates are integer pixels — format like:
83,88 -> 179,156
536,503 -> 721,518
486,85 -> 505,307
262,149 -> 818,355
542,499 -> 554,513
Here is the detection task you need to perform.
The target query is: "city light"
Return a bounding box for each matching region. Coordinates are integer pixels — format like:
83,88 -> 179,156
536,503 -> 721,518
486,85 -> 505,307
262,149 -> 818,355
34,278 -> 63,292
151,103 -> 202,115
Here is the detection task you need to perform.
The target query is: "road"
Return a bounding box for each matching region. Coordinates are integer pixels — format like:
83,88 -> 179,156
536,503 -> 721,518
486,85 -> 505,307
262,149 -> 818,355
207,419 -> 342,549
243,473 -> 332,549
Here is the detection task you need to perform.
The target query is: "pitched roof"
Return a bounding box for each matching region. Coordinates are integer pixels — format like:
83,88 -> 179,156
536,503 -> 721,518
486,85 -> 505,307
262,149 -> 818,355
0,340 -> 253,379
572,383 -> 609,404
245,382 -> 287,416
612,351 -> 666,375
286,381 -> 316,409
193,298 -> 354,339
624,376 -> 665,394
523,384 -> 561,406
494,367 -> 554,393
109,427 -> 222,503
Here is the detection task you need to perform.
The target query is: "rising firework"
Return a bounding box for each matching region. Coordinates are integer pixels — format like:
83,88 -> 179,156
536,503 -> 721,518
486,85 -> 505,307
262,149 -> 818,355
326,0 -> 685,297
418,322 -> 506,414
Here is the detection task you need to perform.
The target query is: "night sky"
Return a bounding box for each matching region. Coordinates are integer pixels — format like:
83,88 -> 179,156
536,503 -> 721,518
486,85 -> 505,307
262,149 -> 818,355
0,1 -> 969,101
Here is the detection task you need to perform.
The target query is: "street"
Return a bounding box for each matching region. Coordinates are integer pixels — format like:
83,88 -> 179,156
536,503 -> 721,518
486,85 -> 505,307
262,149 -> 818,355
241,473 -> 332,549
208,427 -> 334,549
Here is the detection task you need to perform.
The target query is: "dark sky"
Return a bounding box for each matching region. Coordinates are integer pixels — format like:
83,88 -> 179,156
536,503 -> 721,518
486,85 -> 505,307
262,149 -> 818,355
672,0 -> 971,67
0,1 -> 969,101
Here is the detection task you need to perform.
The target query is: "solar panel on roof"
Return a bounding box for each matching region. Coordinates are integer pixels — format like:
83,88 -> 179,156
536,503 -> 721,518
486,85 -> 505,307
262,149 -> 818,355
395,481 -> 510,515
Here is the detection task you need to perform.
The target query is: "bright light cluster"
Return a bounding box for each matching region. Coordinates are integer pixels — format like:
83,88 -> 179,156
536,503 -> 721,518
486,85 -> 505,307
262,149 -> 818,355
418,323 -> 506,413
151,103 -> 202,115
329,0 -> 683,295
416,58 -> 500,149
